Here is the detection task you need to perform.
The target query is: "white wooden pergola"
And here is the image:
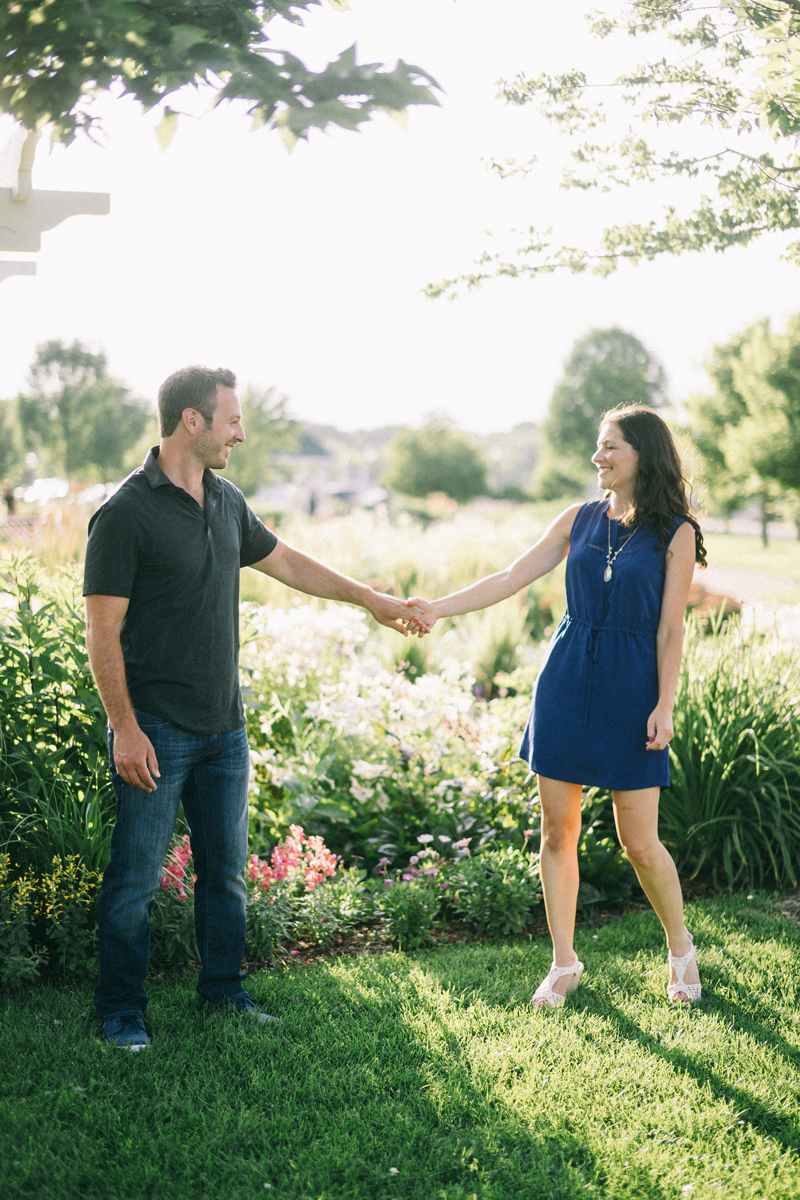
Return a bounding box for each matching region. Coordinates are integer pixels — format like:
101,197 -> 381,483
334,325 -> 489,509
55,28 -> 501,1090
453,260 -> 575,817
0,125 -> 110,281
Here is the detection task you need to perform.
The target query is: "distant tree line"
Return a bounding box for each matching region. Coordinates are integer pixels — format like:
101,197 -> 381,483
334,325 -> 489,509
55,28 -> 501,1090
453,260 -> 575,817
0,340 -> 154,484
9,325 -> 799,530
533,320 -> 800,545
0,340 -> 299,493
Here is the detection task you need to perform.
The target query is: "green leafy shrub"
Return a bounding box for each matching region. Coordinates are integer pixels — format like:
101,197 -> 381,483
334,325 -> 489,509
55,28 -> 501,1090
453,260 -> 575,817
245,882 -> 296,963
378,876 -> 441,949
0,852 -> 99,985
444,842 -> 542,935
151,887 -> 199,964
149,834 -> 198,964
0,856 -> 43,987
664,620 -> 800,888
293,867 -> 373,949
0,555 -> 112,876
40,855 -> 99,978
241,603 -> 537,869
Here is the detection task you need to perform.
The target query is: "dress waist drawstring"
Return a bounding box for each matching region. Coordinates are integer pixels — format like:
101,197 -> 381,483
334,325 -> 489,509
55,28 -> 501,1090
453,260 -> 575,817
582,627 -> 603,725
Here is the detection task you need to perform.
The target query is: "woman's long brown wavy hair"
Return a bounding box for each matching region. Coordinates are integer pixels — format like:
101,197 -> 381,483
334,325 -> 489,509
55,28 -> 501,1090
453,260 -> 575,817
601,404 -> 707,568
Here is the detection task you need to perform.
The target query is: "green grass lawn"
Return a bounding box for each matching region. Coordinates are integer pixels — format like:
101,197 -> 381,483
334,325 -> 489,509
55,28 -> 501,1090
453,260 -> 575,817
703,532 -> 800,582
3,896 -> 800,1200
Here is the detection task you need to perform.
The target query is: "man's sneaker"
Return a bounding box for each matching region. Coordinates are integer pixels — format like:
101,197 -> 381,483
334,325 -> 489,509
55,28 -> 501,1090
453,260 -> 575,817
103,1013 -> 150,1050
234,997 -> 278,1025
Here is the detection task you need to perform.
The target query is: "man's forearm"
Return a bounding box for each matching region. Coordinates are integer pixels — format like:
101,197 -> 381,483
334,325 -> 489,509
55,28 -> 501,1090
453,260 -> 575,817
86,624 -> 138,732
253,541 -> 424,635
255,544 -> 371,606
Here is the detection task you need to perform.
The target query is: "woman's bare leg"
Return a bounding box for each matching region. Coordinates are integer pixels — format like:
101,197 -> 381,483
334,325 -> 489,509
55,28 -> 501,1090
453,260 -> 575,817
613,787 -> 700,1001
537,776 -> 583,1000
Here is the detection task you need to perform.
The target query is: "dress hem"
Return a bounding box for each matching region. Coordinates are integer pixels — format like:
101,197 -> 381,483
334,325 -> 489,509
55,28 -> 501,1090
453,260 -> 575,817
521,755 -> 668,792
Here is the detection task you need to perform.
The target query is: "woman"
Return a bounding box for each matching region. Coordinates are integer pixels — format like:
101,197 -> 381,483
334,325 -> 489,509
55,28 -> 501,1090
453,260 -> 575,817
407,405 -> 705,1007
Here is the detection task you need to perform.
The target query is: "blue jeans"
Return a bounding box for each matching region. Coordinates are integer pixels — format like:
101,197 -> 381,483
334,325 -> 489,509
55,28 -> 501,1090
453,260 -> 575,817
93,711 -> 251,1019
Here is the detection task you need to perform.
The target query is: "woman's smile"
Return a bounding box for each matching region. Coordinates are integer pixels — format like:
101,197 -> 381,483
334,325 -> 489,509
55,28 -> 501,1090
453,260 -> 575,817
592,422 -> 639,499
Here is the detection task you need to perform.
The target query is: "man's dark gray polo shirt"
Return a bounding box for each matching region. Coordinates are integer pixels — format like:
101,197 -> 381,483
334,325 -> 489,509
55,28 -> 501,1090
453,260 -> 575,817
83,447 -> 277,734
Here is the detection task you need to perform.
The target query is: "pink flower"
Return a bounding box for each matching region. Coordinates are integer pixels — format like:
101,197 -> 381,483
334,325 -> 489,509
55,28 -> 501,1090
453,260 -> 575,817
243,827 -> 340,896
160,835 -> 195,898
524,829 -> 535,838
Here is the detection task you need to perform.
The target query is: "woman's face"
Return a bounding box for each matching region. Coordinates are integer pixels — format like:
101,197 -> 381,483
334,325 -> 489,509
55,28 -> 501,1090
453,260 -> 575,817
591,422 -> 639,497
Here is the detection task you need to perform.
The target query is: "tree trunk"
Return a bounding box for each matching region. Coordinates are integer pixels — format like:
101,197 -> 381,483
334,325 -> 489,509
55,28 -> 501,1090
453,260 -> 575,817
760,493 -> 769,549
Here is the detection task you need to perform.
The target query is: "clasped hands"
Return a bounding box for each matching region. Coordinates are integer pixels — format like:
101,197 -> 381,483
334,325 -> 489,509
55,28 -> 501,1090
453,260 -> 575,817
365,591 -> 439,637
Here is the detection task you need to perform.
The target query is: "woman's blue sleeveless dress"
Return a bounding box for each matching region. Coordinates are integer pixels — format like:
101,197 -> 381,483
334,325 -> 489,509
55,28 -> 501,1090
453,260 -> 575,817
519,499 -> 683,791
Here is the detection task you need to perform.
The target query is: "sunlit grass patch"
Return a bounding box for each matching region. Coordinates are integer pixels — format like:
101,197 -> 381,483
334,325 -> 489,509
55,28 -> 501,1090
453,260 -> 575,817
2,895 -> 800,1199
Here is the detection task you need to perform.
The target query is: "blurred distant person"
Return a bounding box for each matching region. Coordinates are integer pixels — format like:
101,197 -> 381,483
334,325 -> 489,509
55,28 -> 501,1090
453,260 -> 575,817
84,365 -> 427,1051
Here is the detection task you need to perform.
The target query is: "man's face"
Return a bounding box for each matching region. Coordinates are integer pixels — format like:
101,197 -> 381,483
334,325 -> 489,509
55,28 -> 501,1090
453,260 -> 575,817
192,386 -> 245,470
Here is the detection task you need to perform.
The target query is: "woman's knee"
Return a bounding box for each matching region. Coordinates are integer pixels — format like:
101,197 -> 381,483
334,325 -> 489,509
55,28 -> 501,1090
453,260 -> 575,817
620,836 -> 664,872
541,820 -> 580,855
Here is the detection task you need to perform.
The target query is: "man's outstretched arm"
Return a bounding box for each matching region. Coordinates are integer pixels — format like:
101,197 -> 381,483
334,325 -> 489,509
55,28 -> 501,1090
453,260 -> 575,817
84,594 -> 161,791
250,540 -> 425,636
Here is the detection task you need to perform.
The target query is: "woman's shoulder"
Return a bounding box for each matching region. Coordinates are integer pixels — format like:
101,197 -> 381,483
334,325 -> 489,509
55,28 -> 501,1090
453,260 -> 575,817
571,498 -> 606,527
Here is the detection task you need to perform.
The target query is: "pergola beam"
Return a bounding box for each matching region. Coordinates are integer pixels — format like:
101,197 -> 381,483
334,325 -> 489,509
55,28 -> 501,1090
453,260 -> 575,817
0,124 -> 110,281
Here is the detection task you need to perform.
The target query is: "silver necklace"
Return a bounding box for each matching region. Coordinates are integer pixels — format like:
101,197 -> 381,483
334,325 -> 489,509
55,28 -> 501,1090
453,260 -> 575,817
605,515 -> 637,582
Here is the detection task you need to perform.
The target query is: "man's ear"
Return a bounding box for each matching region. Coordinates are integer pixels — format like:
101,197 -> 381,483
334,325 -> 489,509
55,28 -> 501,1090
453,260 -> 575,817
181,408 -> 201,435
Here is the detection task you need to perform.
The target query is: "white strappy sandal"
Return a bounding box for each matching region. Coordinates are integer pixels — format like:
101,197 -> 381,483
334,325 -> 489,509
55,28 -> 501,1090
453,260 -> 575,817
667,932 -> 702,1004
531,954 -> 584,1009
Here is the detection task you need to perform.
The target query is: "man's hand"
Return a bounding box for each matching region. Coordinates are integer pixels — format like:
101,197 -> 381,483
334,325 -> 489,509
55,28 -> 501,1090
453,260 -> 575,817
251,541 -> 430,635
364,590 -> 430,636
405,596 -> 438,634
112,723 -> 161,792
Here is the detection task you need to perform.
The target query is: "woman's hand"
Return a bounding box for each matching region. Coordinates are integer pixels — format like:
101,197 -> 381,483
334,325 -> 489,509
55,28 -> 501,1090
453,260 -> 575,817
646,705 -> 674,751
404,596 -> 438,636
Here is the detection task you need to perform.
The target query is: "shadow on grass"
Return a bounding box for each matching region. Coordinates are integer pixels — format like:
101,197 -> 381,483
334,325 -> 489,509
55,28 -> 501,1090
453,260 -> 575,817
238,956 -> 611,1200
4,896 -> 800,1200
587,994 -> 800,1154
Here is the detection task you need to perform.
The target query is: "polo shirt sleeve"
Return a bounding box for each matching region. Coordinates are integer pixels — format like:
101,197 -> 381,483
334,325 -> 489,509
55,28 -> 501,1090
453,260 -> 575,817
82,501 -> 140,597
240,500 -> 277,567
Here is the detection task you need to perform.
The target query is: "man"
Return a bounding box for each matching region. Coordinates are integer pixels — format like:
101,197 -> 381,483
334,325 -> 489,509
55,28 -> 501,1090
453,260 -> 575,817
84,365 -> 421,1049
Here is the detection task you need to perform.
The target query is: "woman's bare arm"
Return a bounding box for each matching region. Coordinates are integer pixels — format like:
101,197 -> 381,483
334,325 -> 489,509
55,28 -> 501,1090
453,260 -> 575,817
407,504 -> 581,629
647,521 -> 696,751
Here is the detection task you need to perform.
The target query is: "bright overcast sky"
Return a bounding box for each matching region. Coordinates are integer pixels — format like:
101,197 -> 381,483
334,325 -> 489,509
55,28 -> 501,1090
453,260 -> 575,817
0,0 -> 797,432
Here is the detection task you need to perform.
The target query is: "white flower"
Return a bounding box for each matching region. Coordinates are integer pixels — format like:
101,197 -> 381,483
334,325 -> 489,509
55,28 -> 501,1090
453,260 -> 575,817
351,759 -> 387,780
350,781 -> 374,803
417,834 -> 434,844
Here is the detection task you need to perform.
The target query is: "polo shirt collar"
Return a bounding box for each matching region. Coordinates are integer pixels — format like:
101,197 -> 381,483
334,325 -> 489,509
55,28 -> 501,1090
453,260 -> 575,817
143,447 -> 223,502
143,447 -> 170,488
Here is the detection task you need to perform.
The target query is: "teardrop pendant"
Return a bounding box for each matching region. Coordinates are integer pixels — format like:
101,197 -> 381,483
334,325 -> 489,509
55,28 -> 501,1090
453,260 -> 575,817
603,565 -> 613,583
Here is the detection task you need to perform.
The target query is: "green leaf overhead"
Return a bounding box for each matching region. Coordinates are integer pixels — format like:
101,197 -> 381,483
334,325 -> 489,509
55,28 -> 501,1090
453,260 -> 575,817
0,1 -> 440,145
426,1 -> 800,298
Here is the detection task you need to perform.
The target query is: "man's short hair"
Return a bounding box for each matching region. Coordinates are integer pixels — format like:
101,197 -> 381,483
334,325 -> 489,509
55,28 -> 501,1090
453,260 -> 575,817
158,366 -> 237,437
